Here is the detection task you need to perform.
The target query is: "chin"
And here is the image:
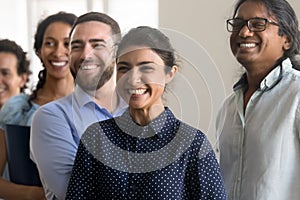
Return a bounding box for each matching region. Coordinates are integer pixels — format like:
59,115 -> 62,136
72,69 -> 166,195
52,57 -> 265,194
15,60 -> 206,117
129,104 -> 145,110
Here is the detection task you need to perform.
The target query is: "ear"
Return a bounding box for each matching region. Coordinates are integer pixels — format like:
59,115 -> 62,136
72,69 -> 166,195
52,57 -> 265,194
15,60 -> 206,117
18,73 -> 29,88
165,65 -> 178,84
283,35 -> 291,51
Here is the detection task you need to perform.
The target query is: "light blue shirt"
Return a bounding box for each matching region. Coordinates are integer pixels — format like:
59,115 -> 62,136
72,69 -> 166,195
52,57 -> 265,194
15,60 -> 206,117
216,58 -> 300,200
30,85 -> 127,200
0,94 -> 39,128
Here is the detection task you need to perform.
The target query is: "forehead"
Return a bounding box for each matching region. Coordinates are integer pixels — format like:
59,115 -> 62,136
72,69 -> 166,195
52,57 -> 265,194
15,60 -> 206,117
43,22 -> 71,40
70,21 -> 112,41
118,48 -> 165,65
0,52 -> 18,68
236,1 -> 272,19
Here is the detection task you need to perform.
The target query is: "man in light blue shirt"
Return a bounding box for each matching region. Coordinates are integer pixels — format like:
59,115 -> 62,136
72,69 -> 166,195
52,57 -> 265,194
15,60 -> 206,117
217,0 -> 300,199
30,12 -> 126,200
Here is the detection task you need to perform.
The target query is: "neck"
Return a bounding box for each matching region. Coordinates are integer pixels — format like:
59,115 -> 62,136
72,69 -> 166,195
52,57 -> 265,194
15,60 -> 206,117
243,59 -> 282,110
92,77 -> 117,113
129,103 -> 165,126
34,73 -> 74,105
243,56 -> 284,88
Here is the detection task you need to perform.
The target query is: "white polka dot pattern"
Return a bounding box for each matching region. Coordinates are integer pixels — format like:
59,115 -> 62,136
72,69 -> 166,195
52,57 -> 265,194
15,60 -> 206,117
66,108 -> 227,199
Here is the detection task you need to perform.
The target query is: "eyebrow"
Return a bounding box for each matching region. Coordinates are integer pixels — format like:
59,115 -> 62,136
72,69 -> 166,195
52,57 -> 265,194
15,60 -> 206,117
71,38 -> 107,45
70,39 -> 83,45
44,36 -> 56,41
44,36 -> 69,41
117,61 -> 156,66
89,39 -> 106,43
0,68 -> 11,71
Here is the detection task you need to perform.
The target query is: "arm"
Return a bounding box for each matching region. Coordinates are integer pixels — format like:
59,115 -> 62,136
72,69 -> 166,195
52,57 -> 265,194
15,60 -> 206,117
30,104 -> 78,200
65,140 -> 98,200
0,129 -> 45,200
197,136 -> 227,199
215,98 -> 229,158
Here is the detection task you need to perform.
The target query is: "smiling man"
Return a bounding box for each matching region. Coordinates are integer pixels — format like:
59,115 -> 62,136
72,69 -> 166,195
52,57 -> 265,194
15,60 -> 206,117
0,40 -> 30,108
216,0 -> 300,200
30,12 -> 126,200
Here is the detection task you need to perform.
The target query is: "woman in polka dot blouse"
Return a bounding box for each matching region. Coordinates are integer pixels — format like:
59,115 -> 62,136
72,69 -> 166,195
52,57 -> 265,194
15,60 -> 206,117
66,26 -> 227,200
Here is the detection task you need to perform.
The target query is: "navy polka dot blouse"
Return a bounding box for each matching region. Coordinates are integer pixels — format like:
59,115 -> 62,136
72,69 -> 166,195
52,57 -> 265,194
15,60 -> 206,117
66,108 -> 227,199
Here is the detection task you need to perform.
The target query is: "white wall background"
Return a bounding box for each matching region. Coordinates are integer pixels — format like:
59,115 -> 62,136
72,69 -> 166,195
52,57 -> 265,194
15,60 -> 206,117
0,0 -> 299,146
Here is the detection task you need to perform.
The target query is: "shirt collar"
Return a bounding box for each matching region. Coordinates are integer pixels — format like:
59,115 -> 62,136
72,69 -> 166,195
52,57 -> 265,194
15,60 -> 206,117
74,85 -> 94,107
74,84 -> 128,115
233,57 -> 292,92
114,107 -> 176,139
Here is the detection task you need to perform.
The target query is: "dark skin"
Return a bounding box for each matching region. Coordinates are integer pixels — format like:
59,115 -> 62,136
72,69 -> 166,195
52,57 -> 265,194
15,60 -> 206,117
229,1 -> 291,111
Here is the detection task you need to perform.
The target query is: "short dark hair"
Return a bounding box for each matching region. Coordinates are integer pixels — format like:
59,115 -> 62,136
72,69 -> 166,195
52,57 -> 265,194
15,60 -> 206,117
69,12 -> 121,44
0,39 -> 31,92
116,26 -> 178,73
232,0 -> 300,61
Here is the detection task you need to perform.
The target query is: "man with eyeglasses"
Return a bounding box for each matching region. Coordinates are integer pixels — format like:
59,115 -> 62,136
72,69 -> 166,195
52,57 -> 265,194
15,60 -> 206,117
216,0 -> 300,199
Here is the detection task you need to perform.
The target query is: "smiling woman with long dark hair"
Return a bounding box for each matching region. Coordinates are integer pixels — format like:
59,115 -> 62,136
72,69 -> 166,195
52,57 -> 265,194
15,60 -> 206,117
0,12 -> 76,199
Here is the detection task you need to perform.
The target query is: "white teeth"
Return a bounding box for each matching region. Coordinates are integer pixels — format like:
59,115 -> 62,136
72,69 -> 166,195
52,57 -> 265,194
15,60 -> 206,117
81,65 -> 98,70
0,88 -> 5,93
240,43 -> 256,48
129,89 -> 147,95
51,61 -> 67,67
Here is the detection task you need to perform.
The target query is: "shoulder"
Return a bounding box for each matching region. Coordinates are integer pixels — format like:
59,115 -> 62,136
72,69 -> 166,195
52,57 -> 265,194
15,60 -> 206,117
285,67 -> 300,79
219,92 -> 235,108
2,93 -> 30,109
31,94 -> 76,138
281,58 -> 300,81
179,123 -> 217,162
35,94 -> 73,117
279,67 -> 300,98
169,113 -> 207,149
0,94 -> 35,126
84,119 -> 116,134
179,121 -> 206,140
215,92 -> 235,118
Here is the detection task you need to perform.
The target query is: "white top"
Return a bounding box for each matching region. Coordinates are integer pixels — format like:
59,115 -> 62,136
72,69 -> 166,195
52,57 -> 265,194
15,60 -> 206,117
216,58 -> 300,200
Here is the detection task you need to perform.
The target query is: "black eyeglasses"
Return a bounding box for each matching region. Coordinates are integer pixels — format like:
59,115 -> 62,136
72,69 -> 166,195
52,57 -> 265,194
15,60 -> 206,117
226,17 -> 279,32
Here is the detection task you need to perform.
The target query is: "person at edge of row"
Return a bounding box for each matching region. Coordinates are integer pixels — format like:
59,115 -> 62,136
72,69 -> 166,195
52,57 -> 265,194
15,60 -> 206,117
30,12 -> 127,200
66,26 -> 227,200
0,12 -> 76,200
0,39 -> 31,108
0,38 -> 31,196
216,0 -> 300,199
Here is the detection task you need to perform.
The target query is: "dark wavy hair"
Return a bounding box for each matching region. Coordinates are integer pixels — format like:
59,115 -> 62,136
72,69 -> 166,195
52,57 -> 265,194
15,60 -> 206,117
29,11 -> 77,101
0,39 -> 31,93
232,0 -> 300,67
116,26 -> 178,73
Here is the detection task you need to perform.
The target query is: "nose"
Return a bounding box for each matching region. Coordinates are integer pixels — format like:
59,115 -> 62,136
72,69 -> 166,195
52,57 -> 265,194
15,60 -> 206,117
127,68 -> 142,85
53,42 -> 68,57
80,44 -> 94,60
238,24 -> 254,38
